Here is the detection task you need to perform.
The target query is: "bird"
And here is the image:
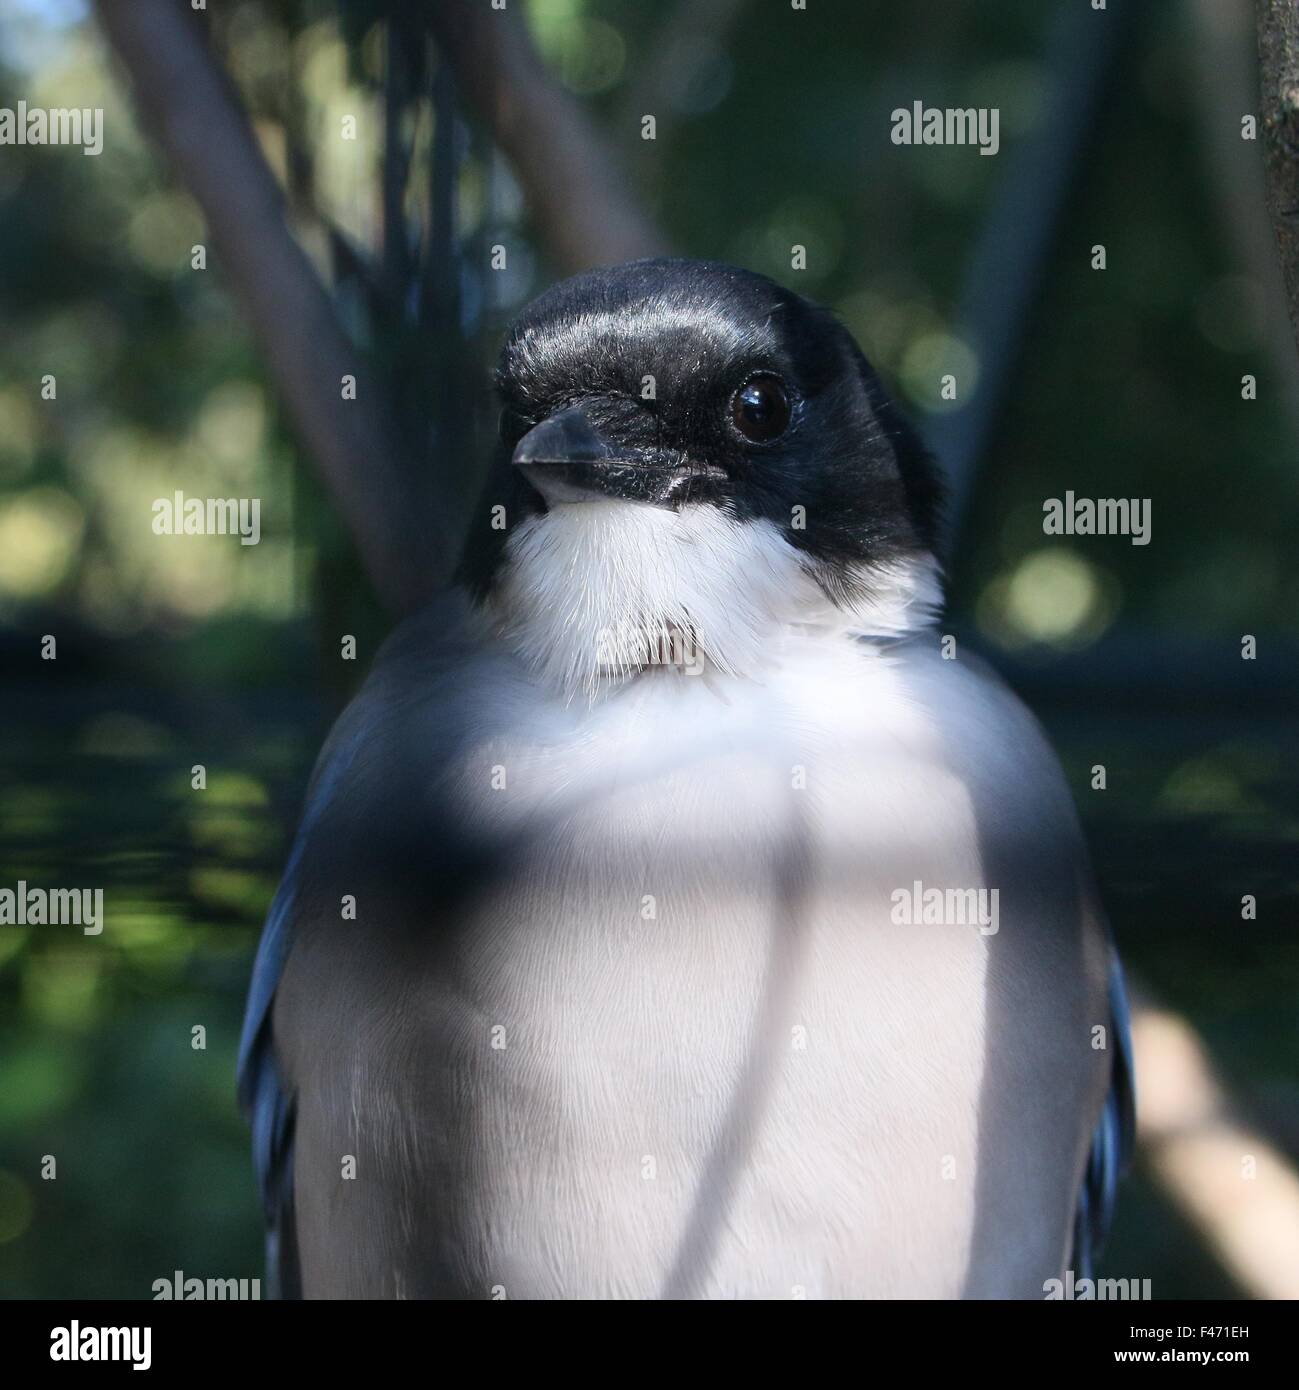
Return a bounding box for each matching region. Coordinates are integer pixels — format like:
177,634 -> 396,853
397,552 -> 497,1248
238,256 -> 1134,1299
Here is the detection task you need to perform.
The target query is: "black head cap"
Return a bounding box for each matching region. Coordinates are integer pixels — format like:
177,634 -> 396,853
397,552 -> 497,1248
460,258 -> 943,600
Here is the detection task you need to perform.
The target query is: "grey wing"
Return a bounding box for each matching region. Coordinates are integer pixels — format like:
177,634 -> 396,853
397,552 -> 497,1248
236,725 -> 365,1298
1071,952 -> 1136,1277
236,594 -> 484,1296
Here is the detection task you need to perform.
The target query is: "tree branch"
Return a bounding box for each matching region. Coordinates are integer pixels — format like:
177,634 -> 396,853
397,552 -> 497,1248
1258,0 -> 1299,360
94,0 -> 446,614
426,0 -> 669,274
1190,0 -> 1299,434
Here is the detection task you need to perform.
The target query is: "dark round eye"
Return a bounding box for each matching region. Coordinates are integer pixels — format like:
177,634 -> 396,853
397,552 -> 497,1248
729,374 -> 791,443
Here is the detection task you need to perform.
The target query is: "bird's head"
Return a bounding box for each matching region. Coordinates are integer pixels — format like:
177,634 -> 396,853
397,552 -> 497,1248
463,257 -> 943,700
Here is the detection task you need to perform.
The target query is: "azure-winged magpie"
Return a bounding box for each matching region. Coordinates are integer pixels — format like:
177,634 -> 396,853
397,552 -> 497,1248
239,257 -> 1133,1299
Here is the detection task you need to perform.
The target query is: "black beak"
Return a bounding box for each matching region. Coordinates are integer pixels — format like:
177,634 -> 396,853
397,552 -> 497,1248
512,406 -> 669,505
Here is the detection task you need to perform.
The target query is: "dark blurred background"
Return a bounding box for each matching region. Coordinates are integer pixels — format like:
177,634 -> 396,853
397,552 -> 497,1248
1,0 -> 1296,1299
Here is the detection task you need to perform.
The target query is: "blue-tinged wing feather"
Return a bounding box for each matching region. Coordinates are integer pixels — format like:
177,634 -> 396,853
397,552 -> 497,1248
1072,954 -> 1136,1278
237,729 -> 365,1299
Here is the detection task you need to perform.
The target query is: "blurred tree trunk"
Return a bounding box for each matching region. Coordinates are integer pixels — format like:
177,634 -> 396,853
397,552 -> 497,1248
428,0 -> 668,274
95,0 -> 442,615
1258,0 -> 1299,360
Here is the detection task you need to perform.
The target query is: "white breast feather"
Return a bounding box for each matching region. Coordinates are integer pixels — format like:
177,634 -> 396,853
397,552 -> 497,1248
488,500 -> 942,703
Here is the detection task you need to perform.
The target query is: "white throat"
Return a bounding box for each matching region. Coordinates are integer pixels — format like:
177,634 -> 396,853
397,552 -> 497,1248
487,501 -> 942,703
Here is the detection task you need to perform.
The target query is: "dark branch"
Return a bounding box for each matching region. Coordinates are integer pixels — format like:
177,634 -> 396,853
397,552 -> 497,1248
1258,0 -> 1299,359
94,0 -> 447,614
427,0 -> 669,274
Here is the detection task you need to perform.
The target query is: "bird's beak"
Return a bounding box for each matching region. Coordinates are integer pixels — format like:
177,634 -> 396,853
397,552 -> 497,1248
512,406 -> 665,505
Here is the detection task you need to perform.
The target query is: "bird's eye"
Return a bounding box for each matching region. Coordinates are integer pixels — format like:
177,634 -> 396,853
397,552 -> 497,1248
729,374 -> 791,443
